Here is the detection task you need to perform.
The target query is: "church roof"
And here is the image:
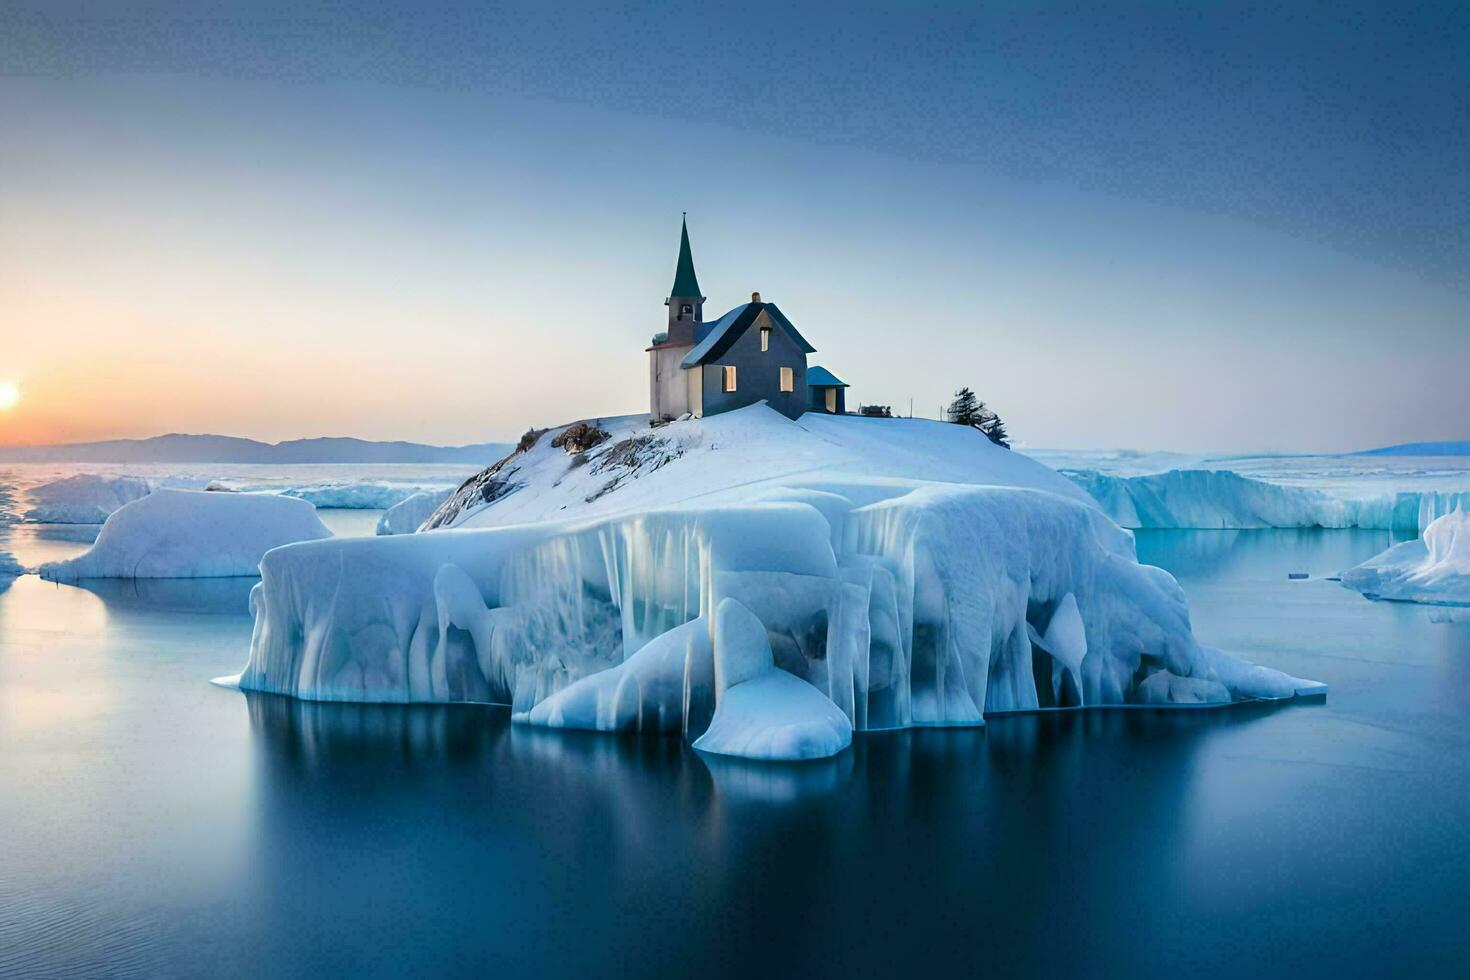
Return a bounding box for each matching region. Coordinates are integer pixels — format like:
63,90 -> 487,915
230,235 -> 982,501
807,366 -> 848,388
681,302 -> 816,368
670,216 -> 702,298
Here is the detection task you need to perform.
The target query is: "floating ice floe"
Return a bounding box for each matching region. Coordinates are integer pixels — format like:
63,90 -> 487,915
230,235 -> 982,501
1340,509 -> 1470,605
221,407 -> 1323,762
1066,468 -> 1470,532
40,488 -> 332,581
376,489 -> 452,535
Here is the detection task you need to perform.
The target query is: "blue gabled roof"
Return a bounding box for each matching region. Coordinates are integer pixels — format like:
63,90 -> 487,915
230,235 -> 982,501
680,302 -> 816,368
807,366 -> 848,388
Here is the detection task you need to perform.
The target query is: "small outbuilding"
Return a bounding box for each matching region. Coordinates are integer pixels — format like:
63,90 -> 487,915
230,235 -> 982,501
806,366 -> 849,415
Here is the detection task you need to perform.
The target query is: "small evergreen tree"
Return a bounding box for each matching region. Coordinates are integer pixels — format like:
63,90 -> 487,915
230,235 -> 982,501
946,387 -> 1011,448
946,387 -> 981,426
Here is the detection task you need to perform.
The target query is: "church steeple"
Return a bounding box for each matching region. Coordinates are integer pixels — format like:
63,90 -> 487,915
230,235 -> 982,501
665,214 -> 705,343
671,215 -> 702,297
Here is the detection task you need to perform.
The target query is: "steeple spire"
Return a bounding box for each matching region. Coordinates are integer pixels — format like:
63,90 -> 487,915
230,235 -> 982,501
670,213 -> 702,299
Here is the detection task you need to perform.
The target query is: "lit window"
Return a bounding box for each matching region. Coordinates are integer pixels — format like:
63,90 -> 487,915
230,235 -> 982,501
760,326 -> 771,352
722,366 -> 737,392
780,366 -> 794,393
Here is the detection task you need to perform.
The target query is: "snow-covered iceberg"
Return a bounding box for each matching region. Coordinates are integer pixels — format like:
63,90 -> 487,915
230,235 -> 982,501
376,489 -> 451,535
223,407 -> 1322,762
40,489 -> 332,581
1340,510 -> 1470,605
1066,468 -> 1470,533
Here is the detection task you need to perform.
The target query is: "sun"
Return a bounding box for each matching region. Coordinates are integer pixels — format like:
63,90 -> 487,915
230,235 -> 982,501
0,381 -> 21,412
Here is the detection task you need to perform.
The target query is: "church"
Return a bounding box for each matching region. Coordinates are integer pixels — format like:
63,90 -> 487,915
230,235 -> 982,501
647,218 -> 849,422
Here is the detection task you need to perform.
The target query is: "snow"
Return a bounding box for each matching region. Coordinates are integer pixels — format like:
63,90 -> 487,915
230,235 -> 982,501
223,406 -> 1322,762
39,489 -> 332,581
1065,468 -> 1470,532
376,489 -> 451,535
1340,509 -> 1470,605
0,551 -> 22,578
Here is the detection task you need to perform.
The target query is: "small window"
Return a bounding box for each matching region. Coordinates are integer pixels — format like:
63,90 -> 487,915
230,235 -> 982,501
680,303 -> 693,317
780,366 -> 794,393
760,326 -> 771,352
722,365 -> 737,392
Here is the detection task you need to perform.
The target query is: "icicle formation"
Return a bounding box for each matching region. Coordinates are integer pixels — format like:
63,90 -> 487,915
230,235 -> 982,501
226,479 -> 1323,760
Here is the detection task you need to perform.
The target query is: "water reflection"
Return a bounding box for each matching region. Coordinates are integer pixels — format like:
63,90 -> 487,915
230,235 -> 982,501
69,575 -> 256,617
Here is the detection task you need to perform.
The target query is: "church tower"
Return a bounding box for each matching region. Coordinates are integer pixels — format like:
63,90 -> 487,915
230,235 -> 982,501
665,215 -> 705,345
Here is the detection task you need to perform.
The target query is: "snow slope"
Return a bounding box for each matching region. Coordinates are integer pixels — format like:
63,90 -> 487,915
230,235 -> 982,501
40,489 -> 332,581
1340,509 -> 1470,605
225,406 -> 1321,762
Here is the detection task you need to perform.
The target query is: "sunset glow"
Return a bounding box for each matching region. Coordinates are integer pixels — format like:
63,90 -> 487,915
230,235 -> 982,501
0,382 -> 20,412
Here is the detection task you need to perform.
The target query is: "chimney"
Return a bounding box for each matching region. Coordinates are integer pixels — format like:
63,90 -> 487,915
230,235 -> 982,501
751,291 -> 762,303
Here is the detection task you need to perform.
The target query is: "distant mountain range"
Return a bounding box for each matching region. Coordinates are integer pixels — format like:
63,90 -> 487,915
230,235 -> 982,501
0,433 -> 513,464
1356,441 -> 1470,456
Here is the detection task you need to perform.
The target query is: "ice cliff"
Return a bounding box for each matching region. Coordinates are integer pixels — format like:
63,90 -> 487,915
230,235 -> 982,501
224,407 -> 1322,761
1066,468 -> 1470,532
1341,509 -> 1470,605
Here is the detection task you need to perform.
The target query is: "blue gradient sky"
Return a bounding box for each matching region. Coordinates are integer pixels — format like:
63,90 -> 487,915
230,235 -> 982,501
2,1 -> 1467,451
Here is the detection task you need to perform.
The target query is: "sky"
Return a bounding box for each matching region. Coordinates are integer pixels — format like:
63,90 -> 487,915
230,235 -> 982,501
1,1 -> 1467,453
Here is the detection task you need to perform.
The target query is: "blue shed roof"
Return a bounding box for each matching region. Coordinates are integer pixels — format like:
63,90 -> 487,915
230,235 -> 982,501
807,366 -> 848,388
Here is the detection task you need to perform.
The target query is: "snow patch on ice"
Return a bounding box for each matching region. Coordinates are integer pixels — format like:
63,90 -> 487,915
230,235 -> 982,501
1340,509 -> 1470,605
39,489 -> 332,581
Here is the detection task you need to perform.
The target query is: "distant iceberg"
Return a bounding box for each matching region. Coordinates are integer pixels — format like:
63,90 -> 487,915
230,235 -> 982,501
1065,468 -> 1470,533
223,407 -> 1323,762
276,482 -> 447,510
1341,509 -> 1470,605
22,474 -> 207,524
39,489 -> 332,581
376,489 -> 451,535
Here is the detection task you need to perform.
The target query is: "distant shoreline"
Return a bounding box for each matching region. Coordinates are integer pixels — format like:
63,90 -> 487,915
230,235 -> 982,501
0,433 -> 513,465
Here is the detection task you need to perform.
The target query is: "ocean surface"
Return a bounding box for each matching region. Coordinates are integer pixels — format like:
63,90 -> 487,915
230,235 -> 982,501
2,466 -> 1470,976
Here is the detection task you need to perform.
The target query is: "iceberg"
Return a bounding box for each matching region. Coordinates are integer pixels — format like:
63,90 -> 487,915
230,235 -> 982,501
21,473 -> 214,523
1066,468 -> 1470,533
23,474 -> 156,524
39,489 -> 332,581
223,407 -> 1322,762
277,483 -> 449,510
1340,509 -> 1470,605
376,489 -> 451,535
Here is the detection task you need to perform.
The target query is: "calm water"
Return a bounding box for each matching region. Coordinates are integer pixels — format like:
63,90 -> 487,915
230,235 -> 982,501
2,528 -> 1468,978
